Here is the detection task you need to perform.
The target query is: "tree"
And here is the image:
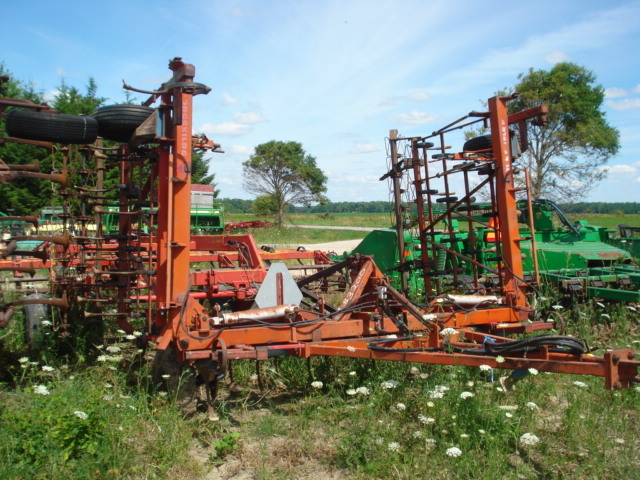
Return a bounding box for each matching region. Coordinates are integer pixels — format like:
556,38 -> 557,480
242,140 -> 327,225
191,148 -> 217,195
0,64 -> 53,214
53,77 -> 105,115
508,62 -> 619,201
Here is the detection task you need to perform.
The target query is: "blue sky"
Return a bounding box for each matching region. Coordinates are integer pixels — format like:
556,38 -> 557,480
4,0 -> 639,203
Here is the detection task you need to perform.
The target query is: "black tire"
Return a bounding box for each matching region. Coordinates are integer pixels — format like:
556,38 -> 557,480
463,135 -> 492,152
92,104 -> 154,142
6,109 -> 98,144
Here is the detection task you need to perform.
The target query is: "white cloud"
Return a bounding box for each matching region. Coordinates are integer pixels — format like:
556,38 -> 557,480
544,51 -> 570,64
349,143 -> 378,154
218,177 -> 234,185
408,91 -> 430,101
44,89 -> 60,104
388,111 -> 436,125
233,112 -> 264,124
606,98 -> 640,111
604,87 -> 628,98
635,177 -> 640,184
633,85 -> 640,94
603,164 -> 636,175
199,122 -> 252,137
341,175 -> 381,184
221,92 -> 239,106
230,145 -> 254,155
379,91 -> 430,107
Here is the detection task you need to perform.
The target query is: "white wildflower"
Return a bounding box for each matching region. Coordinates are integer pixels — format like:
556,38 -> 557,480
445,446 -> 462,457
117,329 -> 126,334
419,373 -> 429,380
97,355 -> 107,362
466,381 -> 475,387
349,371 -> 356,376
525,402 -> 539,410
551,305 -> 563,310
105,383 -> 113,388
396,403 -> 406,411
479,364 -> 491,372
41,320 -> 52,327
381,380 -> 399,389
126,335 -> 136,340
158,391 -> 168,397
425,438 -> 436,447
412,430 -> 423,439
409,366 -> 420,375
573,381 -> 588,388
41,365 -> 55,372
460,433 -> 470,438
505,412 -> 514,418
460,391 -> 474,400
440,327 -> 458,337
106,345 -> 121,353
426,401 -> 435,408
417,414 -> 435,425
429,390 -> 445,399
133,331 -> 143,337
387,442 -> 400,452
34,384 -> 50,395
519,432 -> 540,446
73,410 -> 88,420
18,357 -> 29,364
478,429 -> 486,434
495,356 -> 505,364
107,355 -> 123,362
161,374 -> 171,379
346,389 -> 357,396
355,386 -> 370,395
311,381 -> 323,389
528,368 -> 539,375
103,394 -> 113,401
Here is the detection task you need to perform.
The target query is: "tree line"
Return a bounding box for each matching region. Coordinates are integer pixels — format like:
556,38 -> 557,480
220,199 -> 640,216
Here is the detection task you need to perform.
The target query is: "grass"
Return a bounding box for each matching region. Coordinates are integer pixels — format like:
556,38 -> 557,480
0,301 -> 637,480
0,219 -> 639,479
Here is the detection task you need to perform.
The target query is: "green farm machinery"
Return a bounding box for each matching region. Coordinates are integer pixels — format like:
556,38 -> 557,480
335,199 -> 640,303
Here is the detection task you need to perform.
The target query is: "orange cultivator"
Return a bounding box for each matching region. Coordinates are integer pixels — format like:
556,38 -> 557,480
0,60 -> 637,397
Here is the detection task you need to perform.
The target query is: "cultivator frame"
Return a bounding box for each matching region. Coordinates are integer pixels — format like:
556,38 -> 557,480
0,63 -> 638,391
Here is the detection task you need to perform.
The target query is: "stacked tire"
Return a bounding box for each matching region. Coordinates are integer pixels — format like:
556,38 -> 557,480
5,110 -> 98,144
91,105 -> 154,142
4,104 -> 155,145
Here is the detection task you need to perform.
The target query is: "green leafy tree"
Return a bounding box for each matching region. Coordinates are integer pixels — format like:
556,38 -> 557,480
53,77 -> 105,115
242,140 -> 327,225
0,64 -> 52,214
191,148 -> 217,195
508,62 -> 619,201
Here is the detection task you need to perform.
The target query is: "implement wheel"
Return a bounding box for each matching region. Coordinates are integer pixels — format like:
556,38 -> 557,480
92,104 -> 154,142
6,109 -> 98,144
463,134 -> 492,152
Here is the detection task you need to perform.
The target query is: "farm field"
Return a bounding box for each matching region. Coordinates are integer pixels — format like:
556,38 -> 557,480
227,212 -> 640,232
0,219 -> 639,480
